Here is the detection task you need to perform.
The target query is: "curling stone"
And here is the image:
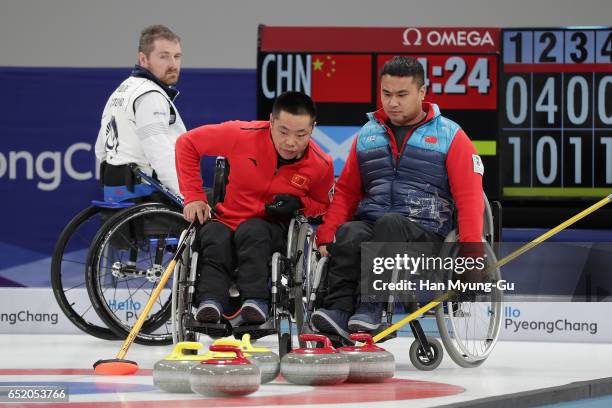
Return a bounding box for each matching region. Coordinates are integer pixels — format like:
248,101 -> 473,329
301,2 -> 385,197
189,345 -> 260,397
339,333 -> 395,383
153,341 -> 239,393
153,342 -> 206,393
280,333 -> 349,385
213,333 -> 280,384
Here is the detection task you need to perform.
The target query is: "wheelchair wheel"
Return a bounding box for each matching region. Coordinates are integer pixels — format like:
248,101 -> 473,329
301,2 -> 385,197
86,203 -> 187,345
172,230 -> 199,344
278,332 -> 292,358
291,221 -> 312,338
51,206 -> 119,340
435,239 -> 503,367
310,256 -> 329,310
303,232 -> 318,302
409,337 -> 443,371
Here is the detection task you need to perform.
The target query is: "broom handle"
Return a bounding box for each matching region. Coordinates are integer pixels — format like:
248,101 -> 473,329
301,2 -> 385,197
115,222 -> 196,359
373,194 -> 612,343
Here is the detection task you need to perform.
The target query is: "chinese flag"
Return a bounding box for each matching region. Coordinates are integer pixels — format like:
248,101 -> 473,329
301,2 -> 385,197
311,54 -> 371,103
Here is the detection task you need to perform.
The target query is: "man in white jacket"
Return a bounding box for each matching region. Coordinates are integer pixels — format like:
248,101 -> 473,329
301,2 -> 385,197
95,24 -> 185,200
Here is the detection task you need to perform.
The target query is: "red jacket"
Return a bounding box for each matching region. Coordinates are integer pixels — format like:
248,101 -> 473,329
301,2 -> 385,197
176,120 -> 335,230
316,104 -> 484,244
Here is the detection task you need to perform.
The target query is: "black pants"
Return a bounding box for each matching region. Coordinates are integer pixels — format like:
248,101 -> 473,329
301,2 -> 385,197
324,213 -> 443,313
195,218 -> 287,310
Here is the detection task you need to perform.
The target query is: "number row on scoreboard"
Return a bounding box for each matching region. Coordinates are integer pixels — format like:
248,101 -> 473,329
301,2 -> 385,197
503,30 -> 612,64
502,73 -> 611,128
501,132 -> 612,188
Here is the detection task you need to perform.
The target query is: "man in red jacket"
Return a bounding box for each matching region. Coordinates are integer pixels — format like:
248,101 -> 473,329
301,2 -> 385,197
176,91 -> 334,324
310,56 -> 484,339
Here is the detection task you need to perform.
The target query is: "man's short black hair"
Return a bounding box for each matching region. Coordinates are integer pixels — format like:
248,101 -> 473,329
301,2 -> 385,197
271,91 -> 317,122
380,56 -> 425,88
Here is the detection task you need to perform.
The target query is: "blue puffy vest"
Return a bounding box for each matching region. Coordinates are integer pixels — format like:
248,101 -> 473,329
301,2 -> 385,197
354,104 -> 459,237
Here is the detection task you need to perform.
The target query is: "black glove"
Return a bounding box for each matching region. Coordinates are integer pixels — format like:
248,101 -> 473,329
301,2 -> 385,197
265,194 -> 302,220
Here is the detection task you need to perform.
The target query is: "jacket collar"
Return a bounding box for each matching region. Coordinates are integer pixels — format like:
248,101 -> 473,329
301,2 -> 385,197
370,102 -> 439,126
131,65 -> 179,101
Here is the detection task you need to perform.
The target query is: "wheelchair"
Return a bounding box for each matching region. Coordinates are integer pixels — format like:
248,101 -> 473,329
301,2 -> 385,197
51,162 -> 191,345
170,161 -> 314,357
303,195 -> 503,370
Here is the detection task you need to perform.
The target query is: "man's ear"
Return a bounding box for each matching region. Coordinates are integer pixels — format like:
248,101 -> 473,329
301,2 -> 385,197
138,52 -> 147,66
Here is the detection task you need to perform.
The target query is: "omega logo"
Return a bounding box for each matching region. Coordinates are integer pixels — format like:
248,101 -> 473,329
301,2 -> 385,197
402,28 -> 494,47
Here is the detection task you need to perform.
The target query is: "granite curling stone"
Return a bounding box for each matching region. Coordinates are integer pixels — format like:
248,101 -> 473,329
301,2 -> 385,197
280,333 -> 349,385
153,342 -> 207,393
213,333 -> 280,384
189,345 -> 260,397
339,333 -> 395,383
153,341 -> 240,393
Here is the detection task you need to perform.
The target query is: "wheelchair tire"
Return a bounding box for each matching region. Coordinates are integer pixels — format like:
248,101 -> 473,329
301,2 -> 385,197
279,332 -> 292,359
409,337 -> 443,371
86,203 -> 187,345
435,241 -> 503,368
292,285 -> 305,340
51,206 -> 119,340
291,221 -> 311,339
172,230 -> 199,344
303,230 -> 317,302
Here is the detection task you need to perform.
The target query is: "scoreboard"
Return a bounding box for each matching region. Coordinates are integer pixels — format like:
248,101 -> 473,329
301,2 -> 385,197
500,28 -> 612,199
257,25 -> 612,219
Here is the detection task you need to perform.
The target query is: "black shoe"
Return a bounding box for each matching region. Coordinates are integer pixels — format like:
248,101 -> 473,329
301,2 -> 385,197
240,299 -> 269,324
311,308 -> 350,338
194,300 -> 223,323
348,302 -> 384,332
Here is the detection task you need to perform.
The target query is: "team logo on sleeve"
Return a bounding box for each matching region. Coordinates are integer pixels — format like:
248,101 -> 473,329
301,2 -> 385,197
104,116 -> 119,154
472,154 -> 484,175
291,173 -> 310,189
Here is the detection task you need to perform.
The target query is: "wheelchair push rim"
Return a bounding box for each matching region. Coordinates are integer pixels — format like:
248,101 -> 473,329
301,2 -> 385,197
435,239 -> 503,367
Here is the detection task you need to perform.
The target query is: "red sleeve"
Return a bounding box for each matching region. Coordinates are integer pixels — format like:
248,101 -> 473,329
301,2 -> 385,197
446,129 -> 484,243
175,122 -> 240,205
301,157 -> 335,218
316,138 -> 363,244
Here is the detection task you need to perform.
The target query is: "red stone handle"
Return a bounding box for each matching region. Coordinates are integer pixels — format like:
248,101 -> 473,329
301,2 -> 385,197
209,344 -> 245,358
299,333 -> 334,349
349,333 -> 374,344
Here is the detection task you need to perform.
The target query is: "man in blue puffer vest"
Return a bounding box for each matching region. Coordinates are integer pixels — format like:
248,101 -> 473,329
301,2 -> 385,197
311,56 -> 485,338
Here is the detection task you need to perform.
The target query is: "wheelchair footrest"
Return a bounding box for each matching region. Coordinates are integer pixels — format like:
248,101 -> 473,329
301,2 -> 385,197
231,318 -> 277,341
184,316 -> 233,338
